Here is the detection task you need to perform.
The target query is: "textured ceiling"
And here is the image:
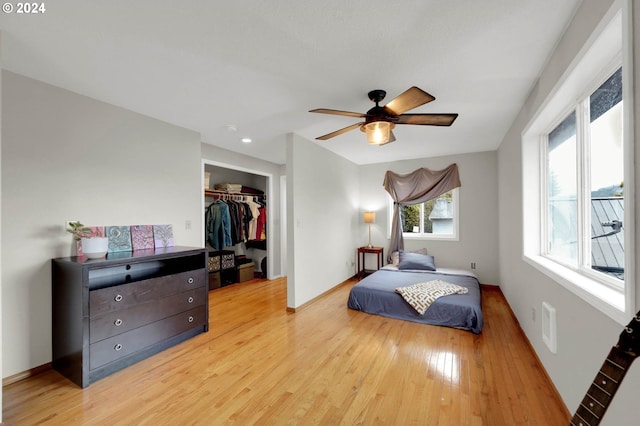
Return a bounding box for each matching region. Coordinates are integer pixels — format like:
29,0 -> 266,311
0,0 -> 580,165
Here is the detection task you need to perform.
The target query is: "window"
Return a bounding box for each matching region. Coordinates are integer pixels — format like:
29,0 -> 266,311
544,68 -> 624,287
522,2 -> 634,324
546,110 -> 578,264
389,188 -> 459,240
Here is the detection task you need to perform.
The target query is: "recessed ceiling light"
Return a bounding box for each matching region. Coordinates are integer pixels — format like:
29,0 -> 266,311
241,138 -> 252,143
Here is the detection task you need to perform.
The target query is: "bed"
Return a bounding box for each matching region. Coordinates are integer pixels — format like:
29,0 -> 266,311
347,263 -> 483,334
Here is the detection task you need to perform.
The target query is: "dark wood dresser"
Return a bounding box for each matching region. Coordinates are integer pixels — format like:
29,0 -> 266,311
52,246 -> 208,388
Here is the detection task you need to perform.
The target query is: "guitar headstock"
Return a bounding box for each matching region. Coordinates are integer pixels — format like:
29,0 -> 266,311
617,310 -> 640,357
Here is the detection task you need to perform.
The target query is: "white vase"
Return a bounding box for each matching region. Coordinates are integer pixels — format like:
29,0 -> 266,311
81,237 -> 109,259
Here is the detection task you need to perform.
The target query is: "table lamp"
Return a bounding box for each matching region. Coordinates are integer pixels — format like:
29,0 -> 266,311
364,211 -> 375,248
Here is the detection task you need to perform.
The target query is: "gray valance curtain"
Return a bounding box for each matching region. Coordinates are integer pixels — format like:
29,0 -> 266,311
383,164 -> 461,262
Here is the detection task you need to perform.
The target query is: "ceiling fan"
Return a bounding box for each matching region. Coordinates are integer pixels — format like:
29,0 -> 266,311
309,86 -> 458,145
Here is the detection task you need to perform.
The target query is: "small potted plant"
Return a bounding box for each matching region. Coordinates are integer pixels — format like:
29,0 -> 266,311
66,221 -> 108,259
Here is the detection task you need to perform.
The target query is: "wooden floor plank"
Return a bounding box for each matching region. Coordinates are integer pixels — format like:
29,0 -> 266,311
2,277 -> 570,425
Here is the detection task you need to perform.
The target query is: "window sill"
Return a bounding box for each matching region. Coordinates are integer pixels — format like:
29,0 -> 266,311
402,233 -> 459,241
523,254 -> 627,325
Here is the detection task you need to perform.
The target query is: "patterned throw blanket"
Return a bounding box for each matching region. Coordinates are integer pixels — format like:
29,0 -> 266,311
395,280 -> 468,315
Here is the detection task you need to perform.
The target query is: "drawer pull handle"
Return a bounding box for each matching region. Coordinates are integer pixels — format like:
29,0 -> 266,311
114,343 -> 123,351
188,277 -> 194,284
114,294 -> 123,302
114,319 -> 123,327
188,296 -> 194,304
188,316 -> 194,323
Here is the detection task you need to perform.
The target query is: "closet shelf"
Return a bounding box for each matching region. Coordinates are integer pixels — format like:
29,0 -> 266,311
245,240 -> 267,250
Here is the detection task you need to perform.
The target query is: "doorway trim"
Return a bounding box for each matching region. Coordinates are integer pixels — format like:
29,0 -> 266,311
202,159 -> 275,279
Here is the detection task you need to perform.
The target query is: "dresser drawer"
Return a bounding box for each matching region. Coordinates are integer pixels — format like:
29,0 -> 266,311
89,269 -> 205,316
89,288 -> 206,343
89,305 -> 206,370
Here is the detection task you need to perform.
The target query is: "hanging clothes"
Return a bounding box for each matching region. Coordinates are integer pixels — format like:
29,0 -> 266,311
256,207 -> 267,240
222,200 -> 238,244
205,194 -> 266,249
246,198 -> 261,240
205,200 -> 232,249
240,201 -> 252,241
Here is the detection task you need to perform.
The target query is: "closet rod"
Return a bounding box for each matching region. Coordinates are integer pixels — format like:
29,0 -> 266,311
204,189 -> 266,200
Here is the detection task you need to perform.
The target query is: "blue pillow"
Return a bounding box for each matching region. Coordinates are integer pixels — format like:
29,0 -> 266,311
397,251 -> 436,271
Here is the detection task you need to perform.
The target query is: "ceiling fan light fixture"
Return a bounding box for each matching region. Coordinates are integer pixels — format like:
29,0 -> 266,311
363,121 -> 395,145
310,86 -> 457,143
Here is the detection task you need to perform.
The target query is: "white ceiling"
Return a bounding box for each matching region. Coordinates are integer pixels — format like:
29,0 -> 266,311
0,0 -> 580,165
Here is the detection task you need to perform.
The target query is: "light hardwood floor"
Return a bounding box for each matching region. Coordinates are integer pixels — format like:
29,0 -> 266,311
3,277 -> 570,425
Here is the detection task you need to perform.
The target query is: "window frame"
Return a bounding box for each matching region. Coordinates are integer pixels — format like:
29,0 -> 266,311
540,66 -> 625,291
521,0 -> 635,325
387,188 -> 460,241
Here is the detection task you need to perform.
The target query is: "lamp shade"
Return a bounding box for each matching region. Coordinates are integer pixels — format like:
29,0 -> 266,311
364,211 -> 376,224
363,121 -> 394,145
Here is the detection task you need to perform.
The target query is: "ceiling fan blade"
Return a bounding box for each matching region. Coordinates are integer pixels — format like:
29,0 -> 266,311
309,108 -> 366,118
395,113 -> 458,126
379,131 -> 396,146
316,122 -> 364,140
385,87 -> 435,115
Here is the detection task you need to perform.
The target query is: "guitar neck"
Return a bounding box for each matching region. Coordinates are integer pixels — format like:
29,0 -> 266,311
570,346 -> 635,426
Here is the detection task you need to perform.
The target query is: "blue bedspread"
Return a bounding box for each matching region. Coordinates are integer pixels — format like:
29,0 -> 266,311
347,268 -> 483,334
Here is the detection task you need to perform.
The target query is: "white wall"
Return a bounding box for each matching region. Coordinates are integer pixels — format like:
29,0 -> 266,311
201,143 -> 284,278
0,33 -> 4,422
286,134 -> 359,307
1,71 -> 203,378
497,0 -> 640,423
358,151 -> 499,285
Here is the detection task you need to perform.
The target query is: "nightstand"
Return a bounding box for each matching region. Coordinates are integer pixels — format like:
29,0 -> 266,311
357,246 -> 384,279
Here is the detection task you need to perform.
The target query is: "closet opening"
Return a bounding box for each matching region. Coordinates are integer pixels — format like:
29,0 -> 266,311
202,160 -> 275,289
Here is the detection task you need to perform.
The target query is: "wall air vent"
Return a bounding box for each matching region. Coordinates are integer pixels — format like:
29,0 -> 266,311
542,301 -> 557,354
